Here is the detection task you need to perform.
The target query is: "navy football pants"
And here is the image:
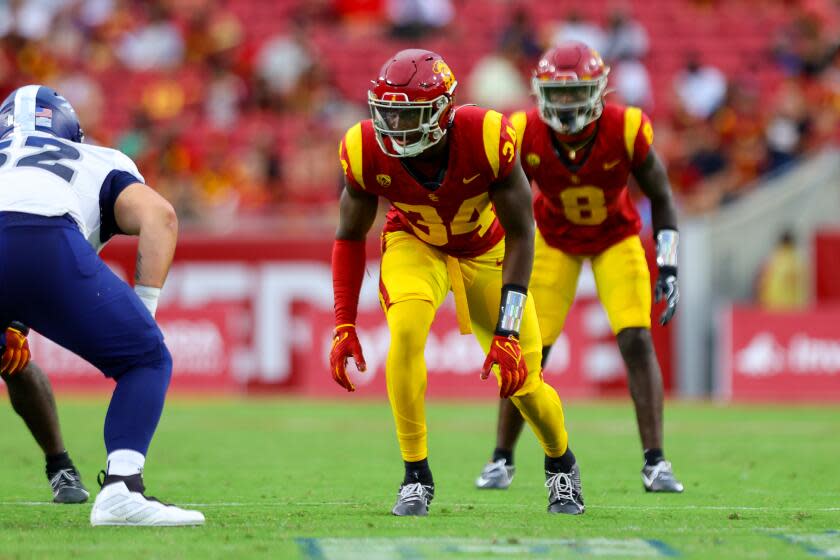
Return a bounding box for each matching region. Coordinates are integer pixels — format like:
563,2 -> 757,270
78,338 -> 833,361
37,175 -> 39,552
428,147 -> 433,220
0,212 -> 172,455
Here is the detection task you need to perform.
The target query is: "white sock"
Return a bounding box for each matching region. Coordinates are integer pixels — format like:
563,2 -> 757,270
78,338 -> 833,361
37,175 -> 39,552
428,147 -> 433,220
106,449 -> 146,476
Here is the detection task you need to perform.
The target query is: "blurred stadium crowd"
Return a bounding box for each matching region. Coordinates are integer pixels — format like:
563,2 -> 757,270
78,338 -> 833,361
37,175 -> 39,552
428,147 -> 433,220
0,0 -> 838,233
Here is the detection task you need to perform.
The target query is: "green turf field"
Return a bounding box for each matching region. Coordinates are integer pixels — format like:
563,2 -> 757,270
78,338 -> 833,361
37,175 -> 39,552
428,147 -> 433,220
0,397 -> 838,559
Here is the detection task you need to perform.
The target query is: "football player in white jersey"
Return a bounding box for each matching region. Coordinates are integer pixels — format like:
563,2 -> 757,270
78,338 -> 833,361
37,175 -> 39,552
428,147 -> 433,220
0,84 -> 204,526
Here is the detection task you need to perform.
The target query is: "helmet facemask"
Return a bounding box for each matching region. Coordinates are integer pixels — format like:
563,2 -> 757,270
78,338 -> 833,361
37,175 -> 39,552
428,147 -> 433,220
533,73 -> 608,135
368,88 -> 453,158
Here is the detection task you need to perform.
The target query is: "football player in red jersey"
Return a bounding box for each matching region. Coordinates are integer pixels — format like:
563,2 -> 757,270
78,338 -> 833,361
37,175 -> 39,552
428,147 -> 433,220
475,42 -> 684,493
332,49 -> 585,516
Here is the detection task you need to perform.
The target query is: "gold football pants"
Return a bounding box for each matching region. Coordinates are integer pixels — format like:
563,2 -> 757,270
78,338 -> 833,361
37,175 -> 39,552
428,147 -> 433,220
379,231 -> 570,461
530,230 -> 652,345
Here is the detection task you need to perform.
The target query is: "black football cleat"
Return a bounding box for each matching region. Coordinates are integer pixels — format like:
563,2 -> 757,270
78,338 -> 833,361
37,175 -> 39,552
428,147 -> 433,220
545,463 -> 585,515
48,466 -> 90,504
391,482 -> 434,516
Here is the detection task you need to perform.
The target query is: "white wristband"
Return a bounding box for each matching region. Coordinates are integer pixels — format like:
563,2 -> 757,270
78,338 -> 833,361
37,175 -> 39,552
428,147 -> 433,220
655,229 -> 679,268
134,285 -> 161,317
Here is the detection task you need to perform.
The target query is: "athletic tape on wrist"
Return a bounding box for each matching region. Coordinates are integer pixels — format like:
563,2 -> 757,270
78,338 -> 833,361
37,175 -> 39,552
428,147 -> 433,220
656,229 -> 679,269
496,285 -> 527,337
134,285 -> 161,317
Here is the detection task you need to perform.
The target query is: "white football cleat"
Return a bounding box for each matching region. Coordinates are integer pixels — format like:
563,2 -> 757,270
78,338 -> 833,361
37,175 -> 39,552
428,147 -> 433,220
641,460 -> 685,493
475,458 -> 515,489
90,474 -> 205,527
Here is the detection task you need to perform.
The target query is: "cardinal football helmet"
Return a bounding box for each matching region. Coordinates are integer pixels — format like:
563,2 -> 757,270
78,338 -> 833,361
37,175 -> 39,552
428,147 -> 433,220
368,49 -> 457,157
533,42 -> 609,135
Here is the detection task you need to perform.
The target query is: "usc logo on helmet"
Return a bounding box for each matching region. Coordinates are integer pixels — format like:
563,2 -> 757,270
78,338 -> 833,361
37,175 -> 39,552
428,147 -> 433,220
432,60 -> 455,90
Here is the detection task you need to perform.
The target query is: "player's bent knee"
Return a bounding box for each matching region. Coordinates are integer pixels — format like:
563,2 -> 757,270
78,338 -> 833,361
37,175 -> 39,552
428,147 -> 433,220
146,342 -> 174,394
123,337 -> 173,389
514,367 -> 546,397
158,343 -> 173,384
616,327 -> 654,359
386,301 -> 433,356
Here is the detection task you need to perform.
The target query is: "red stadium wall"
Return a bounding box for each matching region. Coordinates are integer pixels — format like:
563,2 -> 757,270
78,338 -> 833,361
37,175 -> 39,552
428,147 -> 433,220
31,235 -> 674,397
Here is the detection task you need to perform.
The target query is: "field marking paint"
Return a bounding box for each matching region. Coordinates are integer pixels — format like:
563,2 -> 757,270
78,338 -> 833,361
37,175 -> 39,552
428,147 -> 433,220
296,537 -> 680,559
2,501 -> 840,512
774,531 -> 840,558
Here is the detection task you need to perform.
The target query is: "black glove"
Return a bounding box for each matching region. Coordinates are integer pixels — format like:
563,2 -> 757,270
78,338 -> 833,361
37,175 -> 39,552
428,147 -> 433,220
654,266 -> 679,325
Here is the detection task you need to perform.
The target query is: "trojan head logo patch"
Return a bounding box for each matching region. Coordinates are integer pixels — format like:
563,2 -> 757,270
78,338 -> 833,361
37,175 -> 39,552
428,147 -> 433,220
376,174 -> 391,187
432,60 -> 455,90
526,153 -> 541,167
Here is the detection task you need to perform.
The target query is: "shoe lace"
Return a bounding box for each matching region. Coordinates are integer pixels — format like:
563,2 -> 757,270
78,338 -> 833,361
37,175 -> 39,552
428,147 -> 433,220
398,482 -> 428,503
545,471 -> 576,503
49,468 -> 79,491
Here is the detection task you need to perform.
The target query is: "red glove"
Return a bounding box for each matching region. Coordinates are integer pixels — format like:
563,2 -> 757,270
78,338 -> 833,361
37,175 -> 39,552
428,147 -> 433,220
329,324 -> 367,392
481,334 -> 528,398
1,324 -> 31,376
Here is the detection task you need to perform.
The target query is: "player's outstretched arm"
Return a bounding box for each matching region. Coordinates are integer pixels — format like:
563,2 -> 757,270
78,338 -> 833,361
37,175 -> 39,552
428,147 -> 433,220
113,183 -> 179,316
633,148 -> 680,325
483,162 -> 534,398
330,184 -> 378,392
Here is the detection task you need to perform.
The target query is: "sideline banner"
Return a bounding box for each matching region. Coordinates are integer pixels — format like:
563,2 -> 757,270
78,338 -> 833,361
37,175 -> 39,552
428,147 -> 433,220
23,235 -> 672,395
718,305 -> 840,401
28,306 -> 237,393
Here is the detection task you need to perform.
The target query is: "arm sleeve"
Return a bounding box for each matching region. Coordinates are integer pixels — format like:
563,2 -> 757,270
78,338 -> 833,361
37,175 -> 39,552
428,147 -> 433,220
99,169 -> 143,243
332,239 -> 366,326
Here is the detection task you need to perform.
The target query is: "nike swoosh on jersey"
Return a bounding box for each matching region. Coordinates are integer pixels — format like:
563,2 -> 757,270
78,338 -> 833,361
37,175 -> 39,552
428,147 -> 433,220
603,159 -> 621,170
463,173 -> 480,184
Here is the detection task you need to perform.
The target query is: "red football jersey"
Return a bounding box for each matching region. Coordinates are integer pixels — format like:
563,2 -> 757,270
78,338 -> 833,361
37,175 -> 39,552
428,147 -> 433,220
339,105 -> 517,258
513,103 -> 653,255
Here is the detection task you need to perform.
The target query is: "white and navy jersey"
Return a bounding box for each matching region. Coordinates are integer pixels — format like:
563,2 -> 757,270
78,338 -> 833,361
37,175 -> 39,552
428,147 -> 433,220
0,131 -> 144,251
